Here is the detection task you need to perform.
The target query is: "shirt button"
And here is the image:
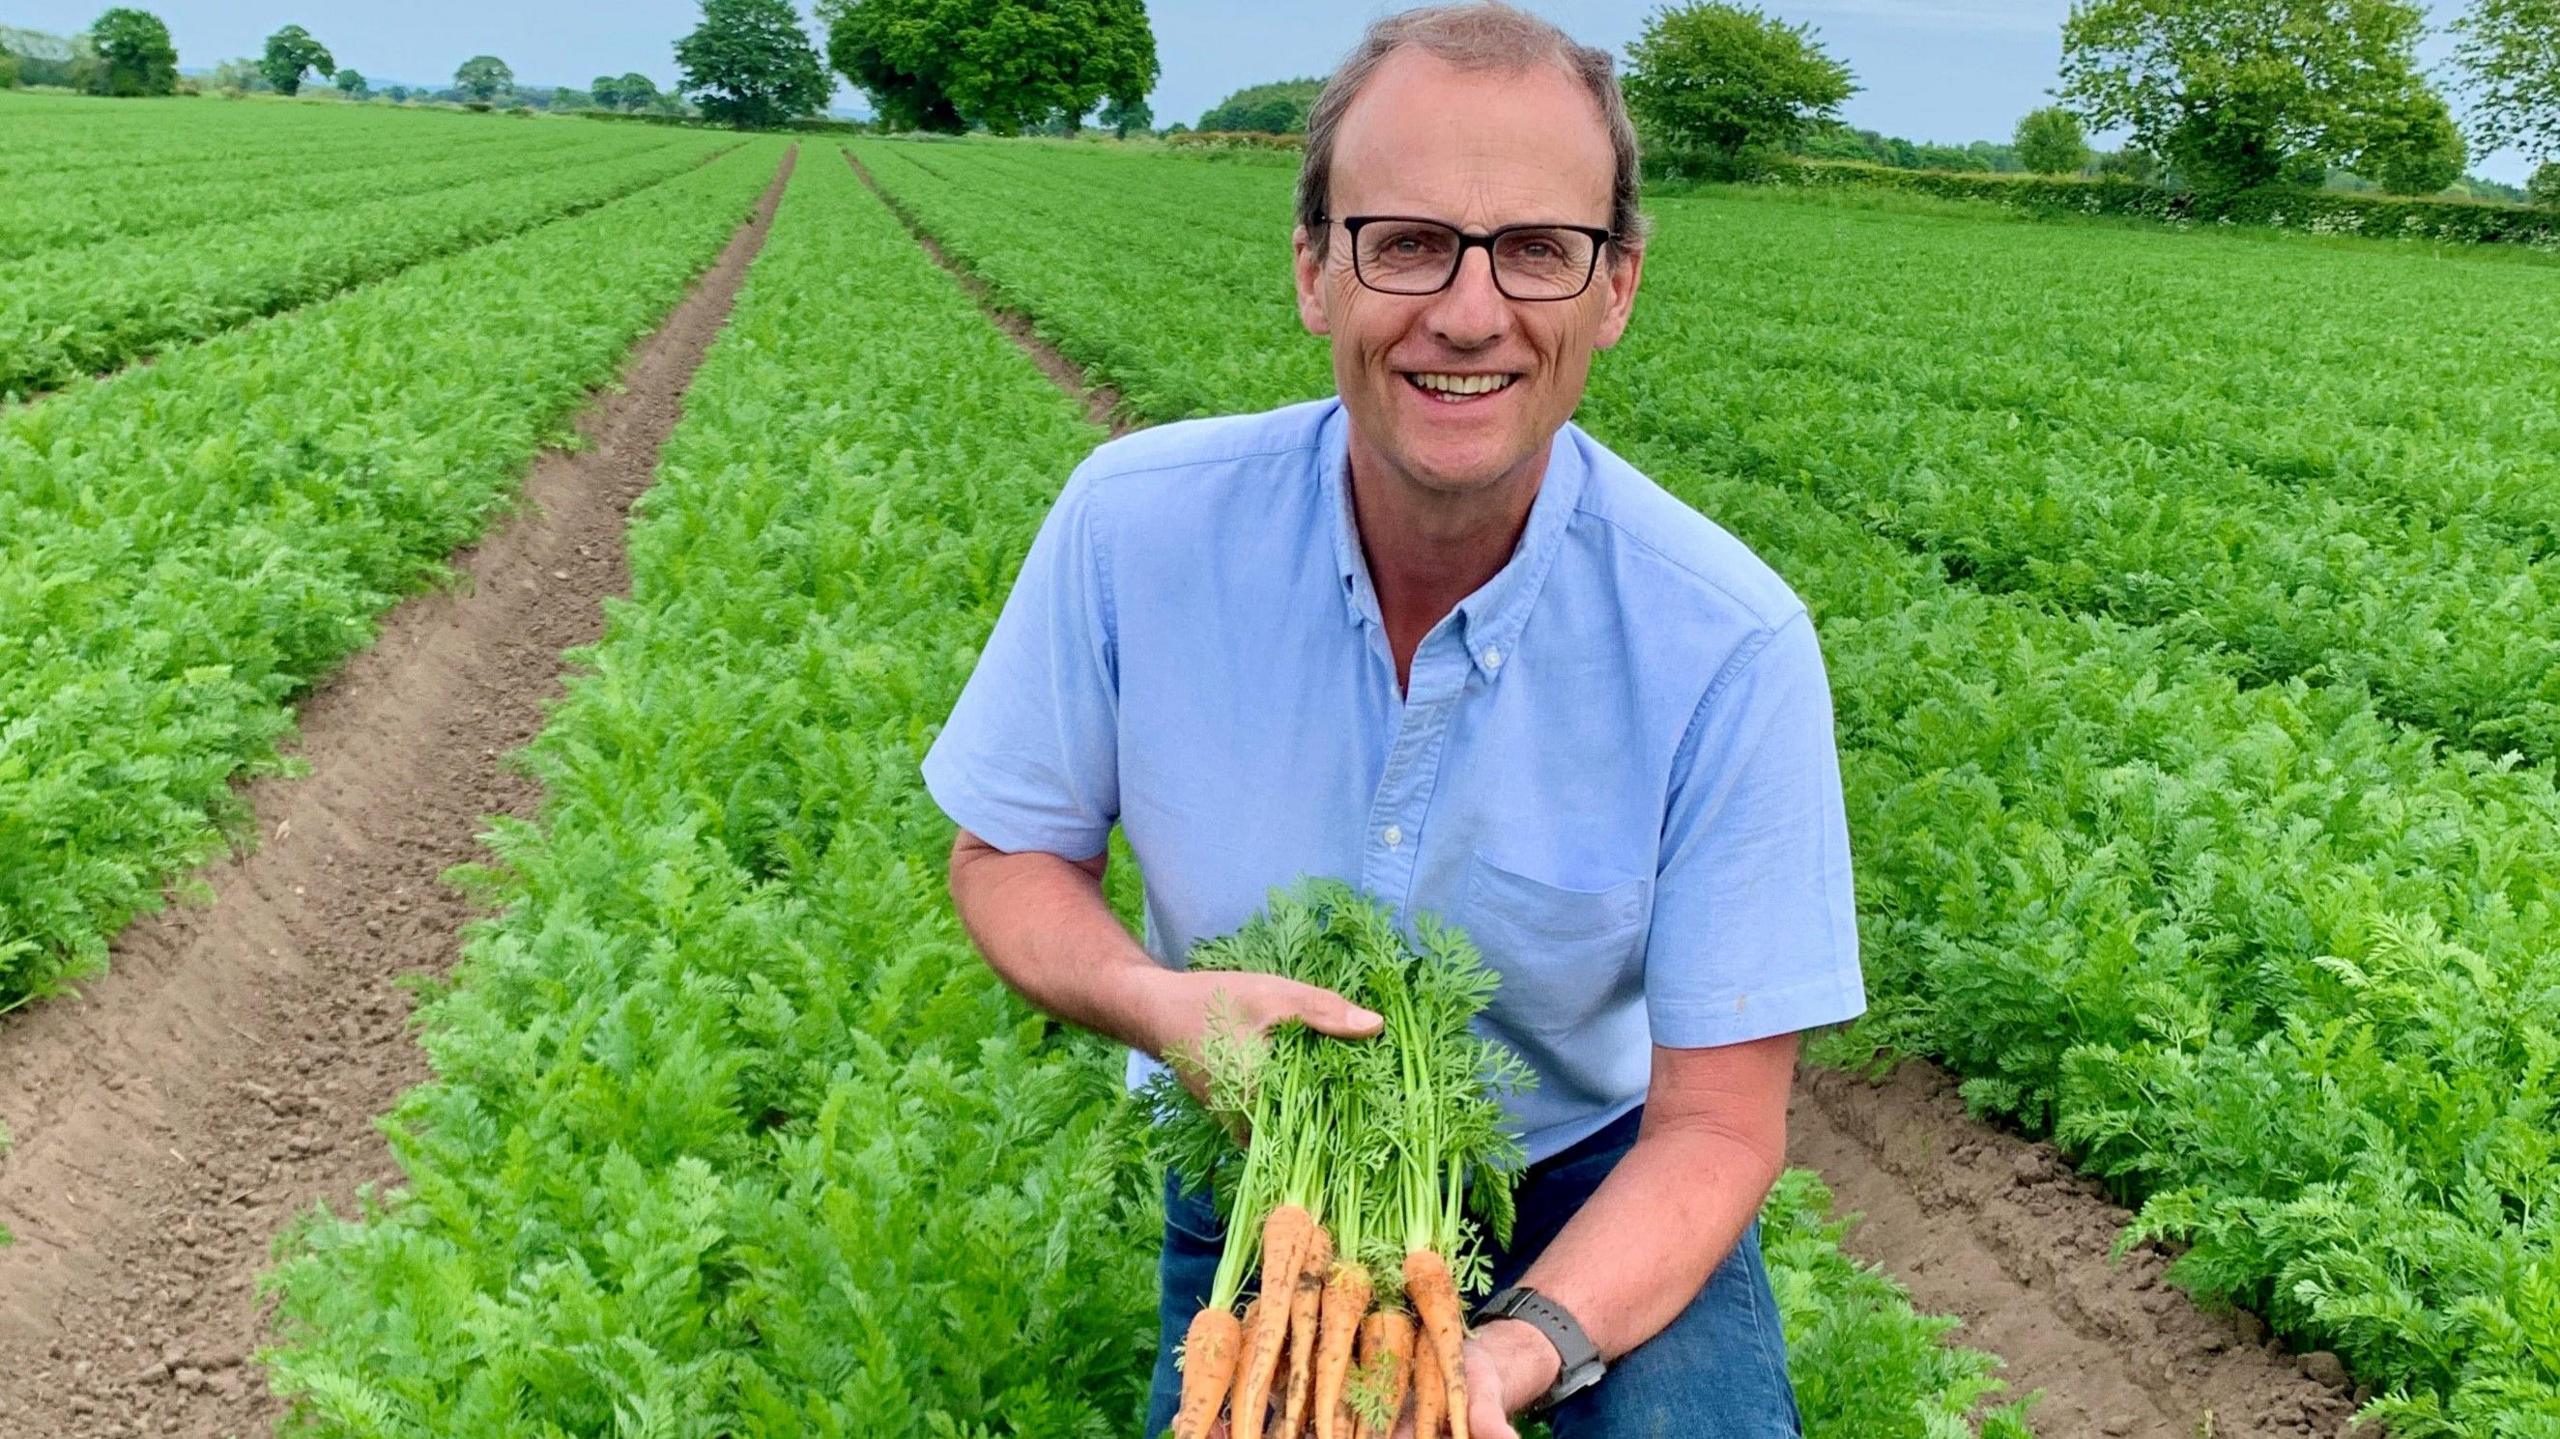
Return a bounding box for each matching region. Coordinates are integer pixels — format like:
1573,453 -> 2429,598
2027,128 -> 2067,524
1483,647 -> 1504,670
1382,824 -> 1404,849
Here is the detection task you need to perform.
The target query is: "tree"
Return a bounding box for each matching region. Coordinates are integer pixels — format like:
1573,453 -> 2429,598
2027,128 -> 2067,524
2357,85 -> 2466,192
335,67 -> 368,100
2531,160 -> 2560,206
2454,0 -> 2560,162
616,71 -> 661,110
2014,105 -> 2092,174
676,0 -> 828,127
2095,145 -> 2162,181
1099,93 -> 1151,137
1197,77 -> 1323,132
88,8 -> 178,96
1622,2 -> 1857,178
259,24 -> 333,95
821,0 -> 1159,136
455,54 -> 513,102
384,83 -> 409,102
590,73 -> 623,108
0,51 -> 18,88
2060,0 -> 2434,194
208,55 -> 263,93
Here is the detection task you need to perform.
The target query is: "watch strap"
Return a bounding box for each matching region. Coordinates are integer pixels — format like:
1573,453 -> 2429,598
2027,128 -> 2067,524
1475,1285 -> 1605,1412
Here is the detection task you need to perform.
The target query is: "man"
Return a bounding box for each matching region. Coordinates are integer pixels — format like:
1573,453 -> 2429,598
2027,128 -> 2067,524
921,4 -> 1863,1435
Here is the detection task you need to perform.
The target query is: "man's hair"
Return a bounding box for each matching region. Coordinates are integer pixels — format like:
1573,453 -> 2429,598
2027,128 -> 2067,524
1296,1 -> 1648,259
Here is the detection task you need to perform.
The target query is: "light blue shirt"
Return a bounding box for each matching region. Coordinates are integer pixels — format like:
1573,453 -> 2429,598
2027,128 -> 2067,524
922,397 -> 1864,1162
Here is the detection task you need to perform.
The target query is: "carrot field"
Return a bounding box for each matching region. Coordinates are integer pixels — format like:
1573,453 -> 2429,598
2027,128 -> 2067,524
4,90 -> 2555,1439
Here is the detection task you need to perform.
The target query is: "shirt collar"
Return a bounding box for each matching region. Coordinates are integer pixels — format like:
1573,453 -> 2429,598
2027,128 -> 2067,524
1316,398 -> 1587,682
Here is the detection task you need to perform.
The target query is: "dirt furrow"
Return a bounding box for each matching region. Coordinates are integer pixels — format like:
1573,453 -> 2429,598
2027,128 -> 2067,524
0,146 -> 795,1439
1789,1063 -> 2362,1437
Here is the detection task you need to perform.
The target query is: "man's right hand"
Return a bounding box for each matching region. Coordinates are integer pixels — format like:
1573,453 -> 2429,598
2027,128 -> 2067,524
1131,967 -> 1384,1103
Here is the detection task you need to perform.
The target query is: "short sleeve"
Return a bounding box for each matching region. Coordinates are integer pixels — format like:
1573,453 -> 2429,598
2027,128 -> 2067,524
1644,609 -> 1866,1048
919,464 -> 1120,860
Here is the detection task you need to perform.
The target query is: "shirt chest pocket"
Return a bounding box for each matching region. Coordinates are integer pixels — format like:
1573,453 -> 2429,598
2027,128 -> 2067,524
1462,853 -> 1651,1038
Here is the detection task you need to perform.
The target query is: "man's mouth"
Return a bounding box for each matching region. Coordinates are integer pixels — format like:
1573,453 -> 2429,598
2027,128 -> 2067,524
1403,371 -> 1518,404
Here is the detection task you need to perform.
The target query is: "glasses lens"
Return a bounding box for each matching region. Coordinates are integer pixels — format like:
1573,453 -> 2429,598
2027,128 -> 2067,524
1492,228 -> 1597,299
1355,220 -> 1460,294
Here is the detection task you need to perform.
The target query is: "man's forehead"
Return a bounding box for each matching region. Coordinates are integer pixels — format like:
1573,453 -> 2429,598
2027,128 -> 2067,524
1327,49 -> 1614,223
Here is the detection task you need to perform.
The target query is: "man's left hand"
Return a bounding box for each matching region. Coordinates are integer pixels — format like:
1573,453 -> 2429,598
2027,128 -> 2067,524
1386,1320 -> 1558,1438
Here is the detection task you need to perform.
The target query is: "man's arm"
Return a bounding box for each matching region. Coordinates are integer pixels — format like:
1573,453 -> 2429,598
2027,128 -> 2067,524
1468,1031 -> 1799,1416
946,828 -> 1383,1068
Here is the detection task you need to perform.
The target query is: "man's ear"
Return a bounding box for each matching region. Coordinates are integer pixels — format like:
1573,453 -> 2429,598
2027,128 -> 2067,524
1292,224 -> 1332,337
1593,242 -> 1645,351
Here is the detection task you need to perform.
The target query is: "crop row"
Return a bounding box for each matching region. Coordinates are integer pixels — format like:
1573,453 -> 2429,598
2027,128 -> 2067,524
0,140 -> 786,1012
0,123 -> 646,261
0,90 -> 513,175
0,132 -> 737,398
851,137 -> 2560,1435
259,154 -> 2031,1439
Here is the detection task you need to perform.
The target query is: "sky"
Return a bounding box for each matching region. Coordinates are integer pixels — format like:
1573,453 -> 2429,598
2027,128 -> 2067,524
7,0 -> 2535,183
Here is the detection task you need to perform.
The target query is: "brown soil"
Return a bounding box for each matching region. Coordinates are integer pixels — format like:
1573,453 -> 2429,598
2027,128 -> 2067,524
1790,1063 -> 2365,1437
843,145 -> 1134,436
0,146 -> 794,1439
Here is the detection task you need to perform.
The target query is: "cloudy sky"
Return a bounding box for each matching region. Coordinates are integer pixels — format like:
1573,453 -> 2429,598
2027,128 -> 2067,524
10,0 -> 2533,182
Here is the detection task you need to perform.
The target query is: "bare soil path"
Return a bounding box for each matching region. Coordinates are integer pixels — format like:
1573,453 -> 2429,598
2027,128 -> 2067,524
1790,1064 -> 2362,1437
848,140 -> 2375,1439
0,147 -> 793,1439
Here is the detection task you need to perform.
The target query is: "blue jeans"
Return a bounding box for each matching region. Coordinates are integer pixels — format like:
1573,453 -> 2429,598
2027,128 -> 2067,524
1141,1106 -> 1803,1438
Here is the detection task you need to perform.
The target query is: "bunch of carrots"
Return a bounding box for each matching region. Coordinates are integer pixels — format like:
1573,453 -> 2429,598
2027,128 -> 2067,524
1152,881 -> 1531,1439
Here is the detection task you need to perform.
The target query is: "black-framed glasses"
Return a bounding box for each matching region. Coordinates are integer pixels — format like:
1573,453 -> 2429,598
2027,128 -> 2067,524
1319,213 -> 1617,301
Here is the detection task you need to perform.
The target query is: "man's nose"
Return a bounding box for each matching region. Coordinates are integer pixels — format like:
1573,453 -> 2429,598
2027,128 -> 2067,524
1423,246 -> 1507,349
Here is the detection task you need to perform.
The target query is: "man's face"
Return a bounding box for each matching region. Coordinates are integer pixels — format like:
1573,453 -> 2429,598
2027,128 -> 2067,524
1293,51 -> 1643,499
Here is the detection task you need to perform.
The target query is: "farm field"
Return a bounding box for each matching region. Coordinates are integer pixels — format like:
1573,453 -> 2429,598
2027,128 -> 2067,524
2,95 -> 2545,1439
0,102 -> 2038,1439
849,136 -> 2560,1436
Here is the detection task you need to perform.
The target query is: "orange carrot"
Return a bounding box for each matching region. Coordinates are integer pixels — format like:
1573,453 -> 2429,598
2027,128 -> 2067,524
1404,1250 -> 1469,1439
1281,1224 -> 1334,1439
1411,1331 -> 1444,1439
1236,1205 -> 1312,1439
1175,1306 -> 1245,1439
1349,1312 -> 1387,1439
1377,1308 -> 1416,1427
1312,1263 -> 1374,1439
1232,1296 -> 1265,1432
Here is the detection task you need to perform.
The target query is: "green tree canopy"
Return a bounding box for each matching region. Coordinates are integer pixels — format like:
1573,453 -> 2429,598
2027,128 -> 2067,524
2014,105 -> 2092,173
616,71 -> 662,110
88,8 -> 178,96
590,73 -> 623,108
1197,76 -> 1323,132
334,67 -> 368,99
820,0 -> 1159,136
2357,84 -> 2467,192
1622,2 -> 1857,177
2454,0 -> 2560,161
384,82 -> 409,102
2060,0 -> 2434,193
1098,93 -> 1151,137
2531,159 -> 2560,206
676,0 -> 829,127
455,53 -> 513,101
259,24 -> 334,96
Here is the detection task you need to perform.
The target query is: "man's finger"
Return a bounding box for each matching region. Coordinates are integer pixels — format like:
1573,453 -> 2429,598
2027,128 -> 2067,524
1294,987 -> 1383,1039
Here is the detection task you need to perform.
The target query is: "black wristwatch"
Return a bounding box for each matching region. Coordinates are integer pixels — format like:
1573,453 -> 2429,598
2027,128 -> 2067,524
1475,1285 -> 1606,1414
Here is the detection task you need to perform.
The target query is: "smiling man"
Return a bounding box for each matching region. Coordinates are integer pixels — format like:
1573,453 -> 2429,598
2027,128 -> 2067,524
921,4 -> 1863,1436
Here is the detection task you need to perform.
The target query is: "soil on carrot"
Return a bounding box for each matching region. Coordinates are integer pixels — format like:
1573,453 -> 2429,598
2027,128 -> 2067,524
0,148 -> 794,1439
